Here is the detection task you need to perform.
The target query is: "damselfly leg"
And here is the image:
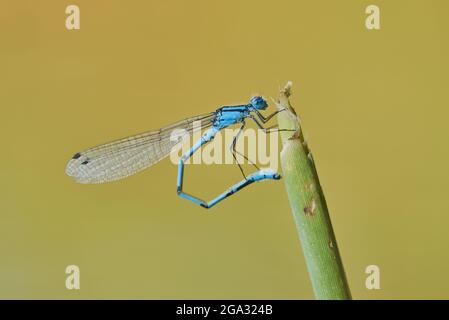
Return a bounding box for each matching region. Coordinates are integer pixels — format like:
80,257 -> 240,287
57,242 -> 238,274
230,122 -> 260,180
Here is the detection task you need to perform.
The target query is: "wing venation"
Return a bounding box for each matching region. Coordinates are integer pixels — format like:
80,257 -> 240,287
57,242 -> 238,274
65,112 -> 215,184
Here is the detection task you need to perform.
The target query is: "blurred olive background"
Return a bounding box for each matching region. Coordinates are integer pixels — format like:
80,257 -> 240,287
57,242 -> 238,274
1,0 -> 448,299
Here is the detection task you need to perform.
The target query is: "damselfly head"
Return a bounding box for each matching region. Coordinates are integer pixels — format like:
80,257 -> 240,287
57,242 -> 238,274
250,96 -> 268,110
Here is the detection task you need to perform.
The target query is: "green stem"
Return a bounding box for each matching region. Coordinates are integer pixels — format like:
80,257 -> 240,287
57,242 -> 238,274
275,82 -> 351,300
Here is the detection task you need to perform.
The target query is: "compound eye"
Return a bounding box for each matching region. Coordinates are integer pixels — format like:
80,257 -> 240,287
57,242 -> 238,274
251,96 -> 260,103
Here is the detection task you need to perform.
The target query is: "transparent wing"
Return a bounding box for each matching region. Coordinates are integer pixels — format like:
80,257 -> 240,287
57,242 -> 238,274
66,112 -> 216,184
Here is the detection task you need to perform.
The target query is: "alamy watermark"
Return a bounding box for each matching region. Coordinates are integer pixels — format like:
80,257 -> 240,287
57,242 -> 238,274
365,265 -> 381,290
65,265 -> 80,290
169,121 -> 280,171
365,5 -> 381,30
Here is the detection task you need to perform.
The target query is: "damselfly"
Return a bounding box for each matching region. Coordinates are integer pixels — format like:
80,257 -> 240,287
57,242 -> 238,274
66,96 -> 288,208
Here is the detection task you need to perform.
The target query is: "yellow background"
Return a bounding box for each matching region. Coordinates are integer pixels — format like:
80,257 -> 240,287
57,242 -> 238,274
1,0 -> 448,299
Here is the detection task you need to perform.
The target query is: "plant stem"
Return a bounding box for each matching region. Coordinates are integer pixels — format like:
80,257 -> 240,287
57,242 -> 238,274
275,82 -> 351,300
